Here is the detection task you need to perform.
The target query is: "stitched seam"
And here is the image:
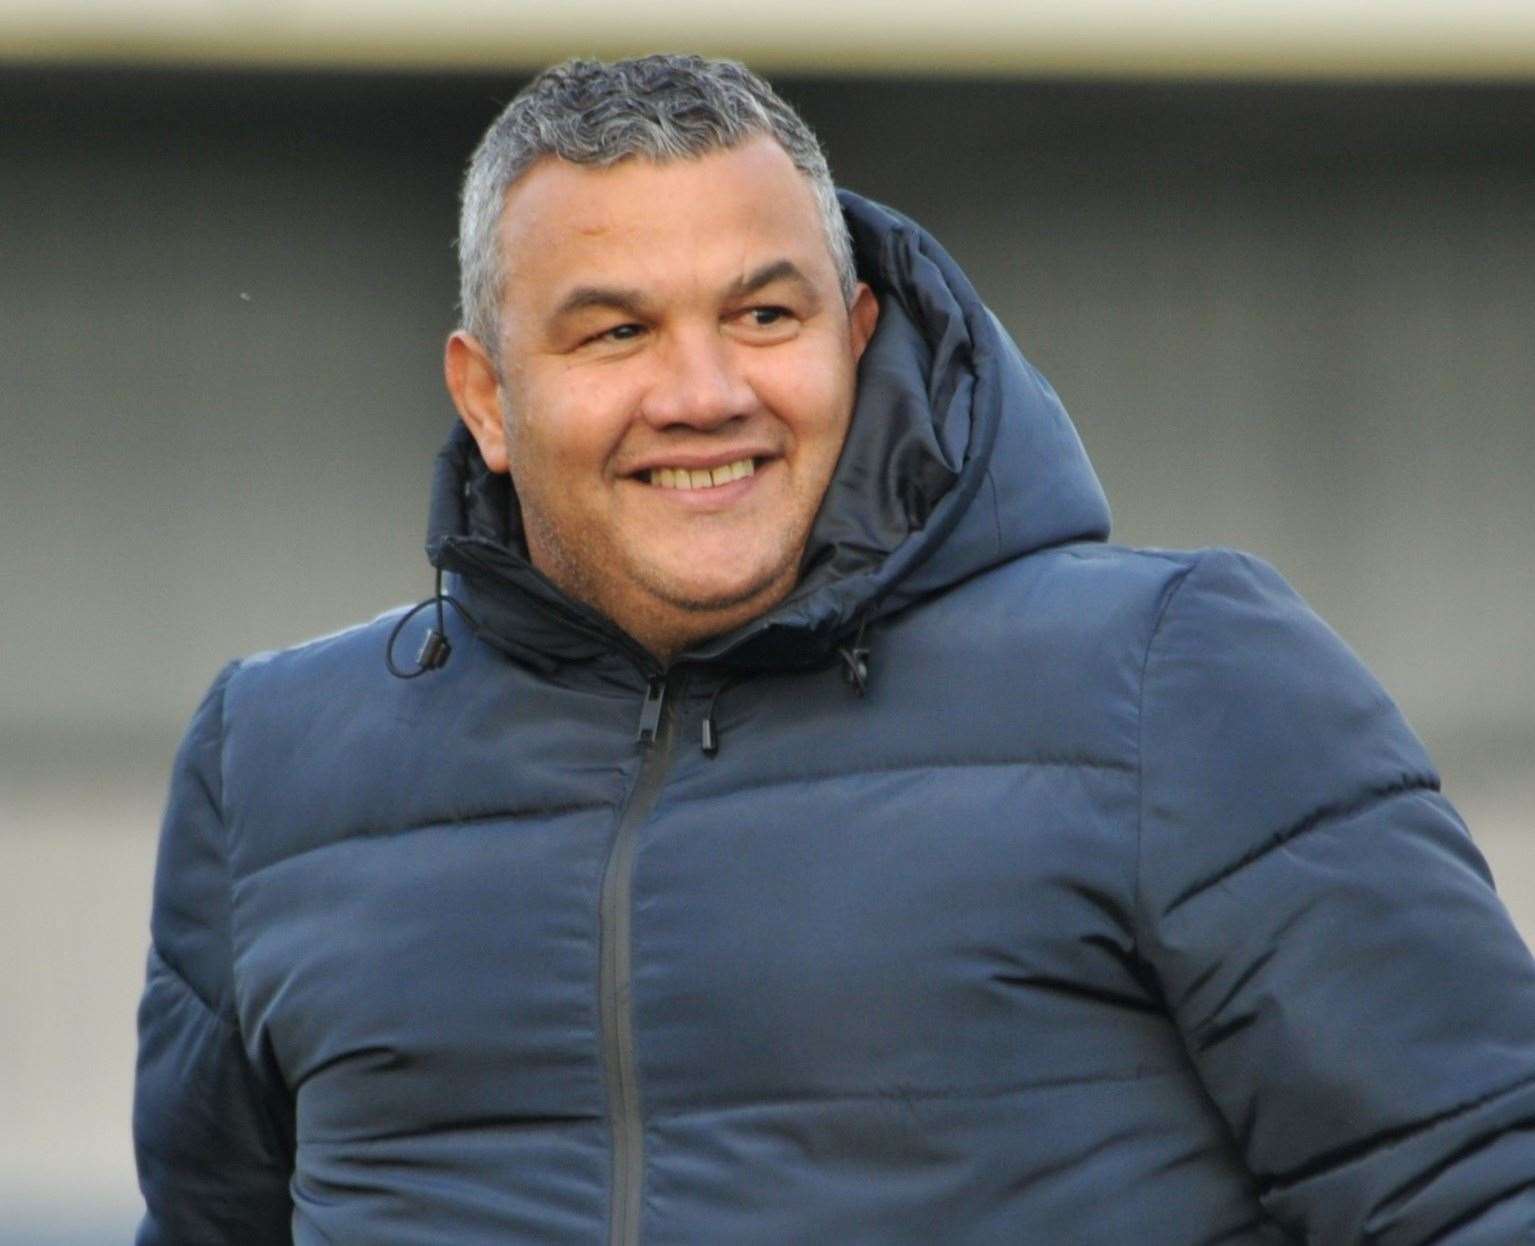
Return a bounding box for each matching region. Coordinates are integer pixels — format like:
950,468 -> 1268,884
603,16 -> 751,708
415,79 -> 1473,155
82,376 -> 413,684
983,466 -> 1003,558
211,659 -> 246,1027
1260,1068 -> 1535,1194
650,1066 -> 1185,1121
1059,546 -> 1190,569
1165,777 -> 1438,915
695,755 -> 1134,806
1421,1174 -> 1535,1242
1133,554 -> 1201,954
234,800 -> 615,884
148,943 -> 233,1028
299,1112 -> 605,1147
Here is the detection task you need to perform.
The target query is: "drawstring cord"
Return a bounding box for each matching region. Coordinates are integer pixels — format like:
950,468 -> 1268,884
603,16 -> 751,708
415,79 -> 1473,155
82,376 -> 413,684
385,568 -> 482,679
701,673 -> 745,757
836,616 -> 871,697
703,617 -> 874,758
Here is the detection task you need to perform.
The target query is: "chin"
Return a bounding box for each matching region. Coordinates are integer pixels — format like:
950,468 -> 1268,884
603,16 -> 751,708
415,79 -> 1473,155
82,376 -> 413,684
643,552 -> 797,617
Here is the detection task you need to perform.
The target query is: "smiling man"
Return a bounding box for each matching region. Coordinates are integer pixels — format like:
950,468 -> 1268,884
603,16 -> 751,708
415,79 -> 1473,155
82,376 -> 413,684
134,55 -> 1535,1245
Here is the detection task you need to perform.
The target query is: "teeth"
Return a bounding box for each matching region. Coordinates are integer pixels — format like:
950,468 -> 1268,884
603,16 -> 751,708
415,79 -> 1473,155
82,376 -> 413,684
648,458 -> 756,490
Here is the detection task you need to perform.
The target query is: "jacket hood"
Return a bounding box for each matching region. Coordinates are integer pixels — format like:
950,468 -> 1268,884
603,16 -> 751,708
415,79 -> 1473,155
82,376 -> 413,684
426,190 -> 1111,674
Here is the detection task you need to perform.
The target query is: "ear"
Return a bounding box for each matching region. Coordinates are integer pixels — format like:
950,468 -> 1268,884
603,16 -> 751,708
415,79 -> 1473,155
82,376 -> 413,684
444,330 -> 510,474
847,282 -> 880,364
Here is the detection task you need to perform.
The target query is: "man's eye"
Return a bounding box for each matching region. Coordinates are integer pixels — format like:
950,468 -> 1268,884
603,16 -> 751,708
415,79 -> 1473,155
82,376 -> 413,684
745,306 -> 792,327
601,323 -> 645,342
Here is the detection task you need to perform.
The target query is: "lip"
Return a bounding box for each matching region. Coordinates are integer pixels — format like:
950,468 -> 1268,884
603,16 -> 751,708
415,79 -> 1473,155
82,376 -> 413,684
622,449 -> 777,477
625,459 -> 770,510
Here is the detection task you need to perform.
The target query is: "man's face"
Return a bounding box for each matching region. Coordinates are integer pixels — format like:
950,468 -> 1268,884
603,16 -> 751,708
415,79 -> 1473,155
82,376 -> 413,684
447,136 -> 879,660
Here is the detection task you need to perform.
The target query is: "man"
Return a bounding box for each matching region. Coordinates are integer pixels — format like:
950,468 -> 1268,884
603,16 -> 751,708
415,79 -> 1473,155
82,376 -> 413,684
134,55 -> 1535,1244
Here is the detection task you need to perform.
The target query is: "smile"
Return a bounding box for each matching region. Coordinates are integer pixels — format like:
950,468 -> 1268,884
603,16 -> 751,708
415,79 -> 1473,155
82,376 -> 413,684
647,458 -> 756,490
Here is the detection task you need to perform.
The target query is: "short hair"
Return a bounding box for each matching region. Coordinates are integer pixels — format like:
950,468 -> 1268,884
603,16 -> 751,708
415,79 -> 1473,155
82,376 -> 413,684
456,53 -> 857,354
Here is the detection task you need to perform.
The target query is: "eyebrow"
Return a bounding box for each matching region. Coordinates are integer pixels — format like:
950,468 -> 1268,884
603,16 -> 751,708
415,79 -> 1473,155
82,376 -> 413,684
548,284 -> 653,325
546,258 -> 819,328
726,258 -> 818,302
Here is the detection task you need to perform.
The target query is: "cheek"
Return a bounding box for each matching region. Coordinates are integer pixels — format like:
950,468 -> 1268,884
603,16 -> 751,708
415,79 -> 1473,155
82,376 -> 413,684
513,373 -> 633,473
752,347 -> 856,443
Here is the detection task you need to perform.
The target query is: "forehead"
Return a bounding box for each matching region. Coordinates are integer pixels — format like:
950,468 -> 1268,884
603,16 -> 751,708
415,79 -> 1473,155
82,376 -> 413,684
494,137 -> 835,316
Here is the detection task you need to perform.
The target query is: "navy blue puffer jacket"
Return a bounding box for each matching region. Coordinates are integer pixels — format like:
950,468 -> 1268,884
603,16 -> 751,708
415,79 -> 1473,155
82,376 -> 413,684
135,194 -> 1535,1244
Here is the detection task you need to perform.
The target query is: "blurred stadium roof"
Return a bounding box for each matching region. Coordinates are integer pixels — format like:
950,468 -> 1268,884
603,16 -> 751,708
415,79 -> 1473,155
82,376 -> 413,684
3,0 -> 1535,78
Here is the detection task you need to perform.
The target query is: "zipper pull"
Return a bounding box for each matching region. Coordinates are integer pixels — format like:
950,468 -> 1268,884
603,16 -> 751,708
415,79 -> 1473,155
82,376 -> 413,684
635,676 -> 667,745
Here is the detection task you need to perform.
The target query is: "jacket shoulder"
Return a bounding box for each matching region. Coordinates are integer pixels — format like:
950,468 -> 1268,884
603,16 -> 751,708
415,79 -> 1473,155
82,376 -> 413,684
1136,545 -> 1439,909
214,605 -> 485,879
877,542 -> 1205,772
924,540 -> 1203,642
229,605 -> 412,701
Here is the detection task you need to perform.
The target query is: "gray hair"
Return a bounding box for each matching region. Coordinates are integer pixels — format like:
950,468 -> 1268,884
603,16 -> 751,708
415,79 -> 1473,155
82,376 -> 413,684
457,54 -> 857,353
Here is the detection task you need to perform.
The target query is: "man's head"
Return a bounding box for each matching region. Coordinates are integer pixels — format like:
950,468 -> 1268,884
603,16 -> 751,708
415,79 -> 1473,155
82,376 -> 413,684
444,55 -> 879,662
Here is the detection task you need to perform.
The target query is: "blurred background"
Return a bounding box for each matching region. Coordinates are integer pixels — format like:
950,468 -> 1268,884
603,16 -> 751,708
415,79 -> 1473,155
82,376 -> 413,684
3,2 -> 1533,1240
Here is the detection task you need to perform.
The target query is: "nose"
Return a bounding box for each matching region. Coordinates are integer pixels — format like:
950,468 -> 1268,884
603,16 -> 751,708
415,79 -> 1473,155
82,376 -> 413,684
639,327 -> 754,430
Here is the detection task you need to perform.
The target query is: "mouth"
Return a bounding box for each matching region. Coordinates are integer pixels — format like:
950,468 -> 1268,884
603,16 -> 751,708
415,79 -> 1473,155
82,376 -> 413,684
645,457 -> 757,490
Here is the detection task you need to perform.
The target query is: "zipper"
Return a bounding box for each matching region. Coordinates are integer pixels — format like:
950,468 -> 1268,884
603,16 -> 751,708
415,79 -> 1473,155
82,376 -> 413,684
600,670 -> 684,1246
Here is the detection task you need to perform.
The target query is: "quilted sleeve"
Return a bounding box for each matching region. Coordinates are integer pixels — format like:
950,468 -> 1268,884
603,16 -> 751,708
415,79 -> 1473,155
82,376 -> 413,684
1137,549 -> 1535,1243
134,662 -> 295,1245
